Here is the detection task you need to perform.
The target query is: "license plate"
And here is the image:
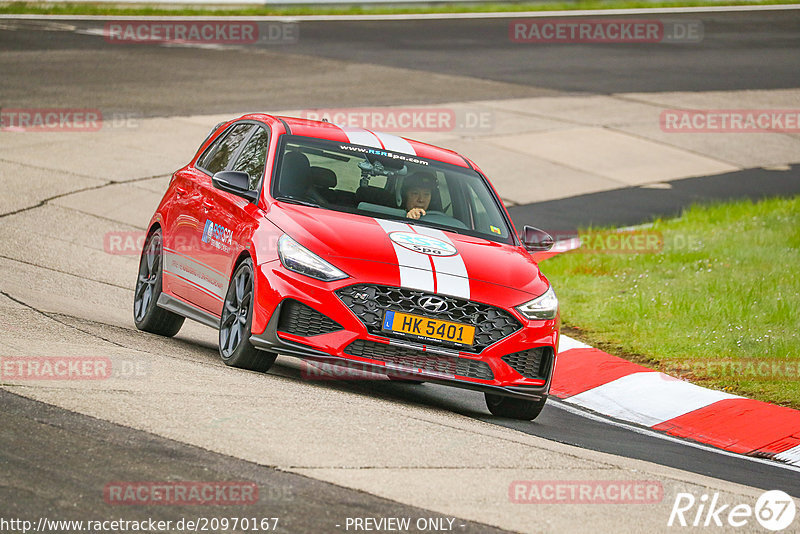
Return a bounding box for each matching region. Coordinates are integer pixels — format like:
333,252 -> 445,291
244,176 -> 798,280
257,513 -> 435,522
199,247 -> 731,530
382,311 -> 475,346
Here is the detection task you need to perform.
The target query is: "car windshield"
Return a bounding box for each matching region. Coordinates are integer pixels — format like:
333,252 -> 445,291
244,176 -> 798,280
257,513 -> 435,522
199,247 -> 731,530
272,135 -> 514,244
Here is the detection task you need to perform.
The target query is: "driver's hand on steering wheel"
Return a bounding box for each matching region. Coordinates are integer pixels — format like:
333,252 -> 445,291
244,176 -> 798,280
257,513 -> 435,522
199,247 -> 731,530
406,208 -> 426,220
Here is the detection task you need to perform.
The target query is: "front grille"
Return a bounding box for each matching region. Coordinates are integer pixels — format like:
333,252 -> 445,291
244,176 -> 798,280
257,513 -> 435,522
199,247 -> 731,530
501,347 -> 552,380
337,284 -> 521,352
277,299 -> 343,337
345,340 -> 494,381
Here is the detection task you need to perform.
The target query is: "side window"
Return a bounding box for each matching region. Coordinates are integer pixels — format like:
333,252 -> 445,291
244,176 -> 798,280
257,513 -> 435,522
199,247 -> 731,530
463,181 -> 509,238
197,123 -> 254,174
231,127 -> 269,190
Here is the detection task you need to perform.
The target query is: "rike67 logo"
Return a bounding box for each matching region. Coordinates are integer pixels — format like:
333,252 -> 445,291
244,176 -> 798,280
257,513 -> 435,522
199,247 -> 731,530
668,490 -> 796,531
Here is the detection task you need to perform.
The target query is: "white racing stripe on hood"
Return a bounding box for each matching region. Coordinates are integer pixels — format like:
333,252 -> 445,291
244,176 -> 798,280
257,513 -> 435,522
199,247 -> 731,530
376,219 -> 434,293
339,126 -> 383,148
375,219 -> 471,299
372,131 -> 416,155
411,227 -> 470,300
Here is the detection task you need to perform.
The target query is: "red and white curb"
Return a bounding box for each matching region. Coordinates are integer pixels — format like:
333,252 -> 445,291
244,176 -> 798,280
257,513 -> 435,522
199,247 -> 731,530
536,238 -> 800,467
552,335 -> 800,467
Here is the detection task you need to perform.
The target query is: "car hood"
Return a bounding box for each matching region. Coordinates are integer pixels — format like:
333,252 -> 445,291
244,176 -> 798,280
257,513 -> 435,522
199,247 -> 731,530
268,203 -> 550,299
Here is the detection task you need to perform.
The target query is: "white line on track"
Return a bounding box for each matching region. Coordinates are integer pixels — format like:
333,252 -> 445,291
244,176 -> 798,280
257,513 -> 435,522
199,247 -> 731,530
1,4 -> 798,21
549,397 -> 800,474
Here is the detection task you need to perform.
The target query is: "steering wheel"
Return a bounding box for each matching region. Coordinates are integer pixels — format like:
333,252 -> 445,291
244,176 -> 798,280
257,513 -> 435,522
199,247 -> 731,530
420,210 -> 468,229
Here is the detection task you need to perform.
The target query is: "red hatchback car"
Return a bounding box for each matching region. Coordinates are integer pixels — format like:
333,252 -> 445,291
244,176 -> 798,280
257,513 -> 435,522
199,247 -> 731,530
134,114 -> 560,420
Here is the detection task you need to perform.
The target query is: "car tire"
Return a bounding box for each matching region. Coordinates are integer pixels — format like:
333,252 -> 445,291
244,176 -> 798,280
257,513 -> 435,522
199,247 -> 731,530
219,258 -> 277,372
484,393 -> 546,420
133,229 -> 185,337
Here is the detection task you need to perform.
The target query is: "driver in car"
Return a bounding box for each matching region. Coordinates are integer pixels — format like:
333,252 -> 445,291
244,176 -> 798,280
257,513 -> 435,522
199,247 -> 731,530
402,172 -> 436,219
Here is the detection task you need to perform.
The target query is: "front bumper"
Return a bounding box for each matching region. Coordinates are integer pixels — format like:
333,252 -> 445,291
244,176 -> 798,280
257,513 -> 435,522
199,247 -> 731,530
250,261 -> 558,401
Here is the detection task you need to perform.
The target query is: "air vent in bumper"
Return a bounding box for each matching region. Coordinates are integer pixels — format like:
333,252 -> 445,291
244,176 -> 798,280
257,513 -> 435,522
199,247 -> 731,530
277,299 -> 343,337
501,347 -> 553,380
344,339 -> 494,381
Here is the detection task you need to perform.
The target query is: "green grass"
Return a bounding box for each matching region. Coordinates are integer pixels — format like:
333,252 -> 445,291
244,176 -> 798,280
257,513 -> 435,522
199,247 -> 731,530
0,0 -> 796,17
542,196 -> 800,408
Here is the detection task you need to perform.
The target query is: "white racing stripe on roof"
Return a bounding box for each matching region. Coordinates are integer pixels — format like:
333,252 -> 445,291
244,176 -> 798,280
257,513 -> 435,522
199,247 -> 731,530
566,372 -> 741,428
372,131 -> 416,155
411,227 -> 470,299
376,219 -> 434,293
339,126 -> 383,149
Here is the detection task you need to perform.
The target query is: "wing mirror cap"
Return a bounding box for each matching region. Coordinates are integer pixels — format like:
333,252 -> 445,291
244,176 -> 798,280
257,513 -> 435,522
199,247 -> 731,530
212,171 -> 259,202
521,225 -> 554,252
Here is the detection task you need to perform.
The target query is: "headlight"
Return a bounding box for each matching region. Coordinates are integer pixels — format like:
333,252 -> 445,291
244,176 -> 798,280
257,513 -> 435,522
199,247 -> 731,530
516,286 -> 558,320
277,234 -> 348,282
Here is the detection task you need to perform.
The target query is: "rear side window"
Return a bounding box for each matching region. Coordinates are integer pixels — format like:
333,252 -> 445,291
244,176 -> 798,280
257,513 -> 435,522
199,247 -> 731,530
231,126 -> 269,190
197,123 -> 254,174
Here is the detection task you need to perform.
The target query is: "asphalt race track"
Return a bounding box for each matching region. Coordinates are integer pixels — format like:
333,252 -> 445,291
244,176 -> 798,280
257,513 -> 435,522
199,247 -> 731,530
1,390 -> 506,533
1,8 -> 799,533
2,10 -> 799,115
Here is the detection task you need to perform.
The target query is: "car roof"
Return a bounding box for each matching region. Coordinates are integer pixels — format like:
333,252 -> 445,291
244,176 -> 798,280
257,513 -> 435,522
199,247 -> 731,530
240,113 -> 472,169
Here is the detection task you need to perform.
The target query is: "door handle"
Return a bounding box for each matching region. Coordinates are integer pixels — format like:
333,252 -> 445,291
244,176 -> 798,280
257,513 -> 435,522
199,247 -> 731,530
175,186 -> 187,196
202,200 -> 216,211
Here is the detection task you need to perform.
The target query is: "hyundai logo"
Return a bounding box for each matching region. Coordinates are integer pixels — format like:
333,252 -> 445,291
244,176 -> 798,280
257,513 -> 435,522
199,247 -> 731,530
419,296 -> 448,313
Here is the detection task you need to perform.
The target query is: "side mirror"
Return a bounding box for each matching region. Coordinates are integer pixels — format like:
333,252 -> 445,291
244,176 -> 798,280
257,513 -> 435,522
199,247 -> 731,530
521,225 -> 554,252
212,171 -> 259,202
